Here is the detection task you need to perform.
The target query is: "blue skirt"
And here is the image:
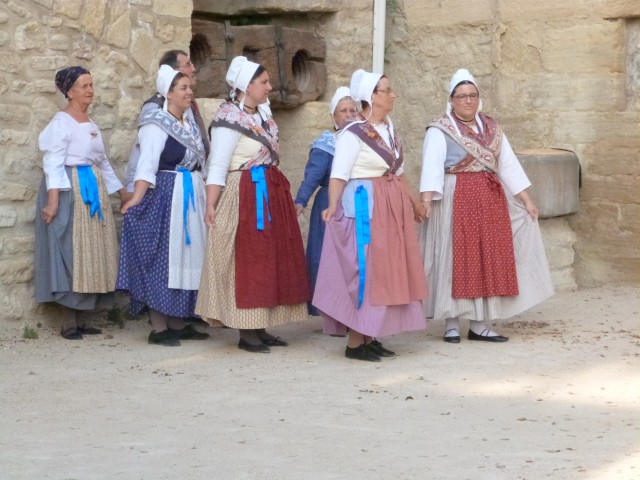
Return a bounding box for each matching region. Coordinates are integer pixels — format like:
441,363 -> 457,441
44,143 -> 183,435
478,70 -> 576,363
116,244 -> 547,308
117,172 -> 198,317
306,185 -> 328,316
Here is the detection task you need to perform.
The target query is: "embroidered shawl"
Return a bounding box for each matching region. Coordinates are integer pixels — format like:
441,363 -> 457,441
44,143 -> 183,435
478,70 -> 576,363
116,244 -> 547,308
429,113 -> 503,174
310,130 -> 335,156
210,101 -> 280,169
138,105 -> 206,171
345,118 -> 403,175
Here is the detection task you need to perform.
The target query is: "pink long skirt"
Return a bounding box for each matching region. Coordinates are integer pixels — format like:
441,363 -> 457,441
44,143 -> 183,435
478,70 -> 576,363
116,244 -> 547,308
312,175 -> 427,337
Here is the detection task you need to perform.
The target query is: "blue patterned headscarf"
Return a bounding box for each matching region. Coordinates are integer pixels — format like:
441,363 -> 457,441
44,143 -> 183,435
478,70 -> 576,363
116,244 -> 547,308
55,66 -> 90,98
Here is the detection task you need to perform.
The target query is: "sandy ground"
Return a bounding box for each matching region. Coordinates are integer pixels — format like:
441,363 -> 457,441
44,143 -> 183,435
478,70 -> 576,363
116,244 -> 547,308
1,286 -> 638,480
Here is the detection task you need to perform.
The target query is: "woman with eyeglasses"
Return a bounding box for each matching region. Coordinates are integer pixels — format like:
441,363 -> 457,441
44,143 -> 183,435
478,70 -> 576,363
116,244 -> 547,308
312,70 -> 428,362
419,69 -> 553,344
294,86 -> 357,316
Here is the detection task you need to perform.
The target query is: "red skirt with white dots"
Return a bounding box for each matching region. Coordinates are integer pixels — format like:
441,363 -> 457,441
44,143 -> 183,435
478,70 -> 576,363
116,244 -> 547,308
451,171 -> 519,299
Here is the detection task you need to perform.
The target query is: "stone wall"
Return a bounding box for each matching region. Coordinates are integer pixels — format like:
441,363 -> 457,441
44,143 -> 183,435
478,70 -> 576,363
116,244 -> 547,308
0,0 -> 195,323
1,0 -> 638,327
385,0 -> 640,287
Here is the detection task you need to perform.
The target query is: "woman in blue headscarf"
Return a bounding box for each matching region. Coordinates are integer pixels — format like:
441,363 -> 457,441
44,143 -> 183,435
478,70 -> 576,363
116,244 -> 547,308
35,66 -> 128,339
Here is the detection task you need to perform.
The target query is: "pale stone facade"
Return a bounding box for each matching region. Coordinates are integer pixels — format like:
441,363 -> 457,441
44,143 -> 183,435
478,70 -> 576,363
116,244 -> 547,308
0,0 -> 637,326
0,0 -> 195,322
386,0 -> 640,288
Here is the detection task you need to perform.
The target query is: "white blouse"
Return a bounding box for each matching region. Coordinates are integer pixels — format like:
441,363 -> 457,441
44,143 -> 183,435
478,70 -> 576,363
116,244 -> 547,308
206,127 -> 242,186
39,112 -> 123,194
419,127 -> 531,200
206,112 -> 265,187
331,123 -> 405,181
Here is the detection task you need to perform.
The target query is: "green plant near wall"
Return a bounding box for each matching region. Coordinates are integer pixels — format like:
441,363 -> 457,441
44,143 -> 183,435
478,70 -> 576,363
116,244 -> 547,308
23,325 -> 38,340
107,305 -> 127,329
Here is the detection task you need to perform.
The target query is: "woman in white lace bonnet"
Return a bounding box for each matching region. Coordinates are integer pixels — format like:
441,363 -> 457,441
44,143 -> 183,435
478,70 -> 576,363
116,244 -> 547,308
419,68 -> 554,344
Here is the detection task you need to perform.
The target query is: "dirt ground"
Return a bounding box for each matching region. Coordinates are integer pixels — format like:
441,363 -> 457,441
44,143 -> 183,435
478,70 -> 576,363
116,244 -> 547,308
1,286 -> 638,480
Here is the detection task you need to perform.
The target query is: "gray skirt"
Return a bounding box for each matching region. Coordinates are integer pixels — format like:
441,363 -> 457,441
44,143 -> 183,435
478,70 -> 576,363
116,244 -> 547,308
419,174 -> 554,321
34,169 -> 114,310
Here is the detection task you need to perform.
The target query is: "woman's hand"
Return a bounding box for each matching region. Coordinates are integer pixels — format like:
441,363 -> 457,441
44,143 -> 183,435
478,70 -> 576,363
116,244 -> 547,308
324,178 -> 346,223
516,188 -> 539,221
121,180 -> 150,214
205,204 -> 216,228
42,202 -> 58,224
42,188 -> 60,224
121,196 -> 142,214
421,192 -> 434,219
295,204 -> 305,216
422,200 -> 432,219
413,202 -> 427,223
524,200 -> 539,220
322,206 -> 336,222
118,189 -> 133,210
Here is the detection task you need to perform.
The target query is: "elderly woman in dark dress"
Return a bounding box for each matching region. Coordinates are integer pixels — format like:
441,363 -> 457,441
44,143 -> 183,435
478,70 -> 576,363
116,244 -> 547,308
294,86 -> 357,315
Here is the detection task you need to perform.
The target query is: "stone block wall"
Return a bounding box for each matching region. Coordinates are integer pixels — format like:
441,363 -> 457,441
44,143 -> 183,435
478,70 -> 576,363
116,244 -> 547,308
0,0 -> 195,324
386,0 -> 640,287
0,0 -> 376,327
1,0 -> 637,327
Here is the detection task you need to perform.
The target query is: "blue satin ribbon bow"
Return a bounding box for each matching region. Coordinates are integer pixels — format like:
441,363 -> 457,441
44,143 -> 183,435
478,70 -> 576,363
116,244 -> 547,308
251,166 -> 271,231
76,165 -> 104,221
354,185 -> 371,308
178,167 -> 195,245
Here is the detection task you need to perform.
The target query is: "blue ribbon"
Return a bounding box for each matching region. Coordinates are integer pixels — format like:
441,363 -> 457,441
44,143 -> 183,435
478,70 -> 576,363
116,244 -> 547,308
76,165 -> 104,221
178,167 -> 195,245
251,166 -> 271,231
354,185 -> 371,308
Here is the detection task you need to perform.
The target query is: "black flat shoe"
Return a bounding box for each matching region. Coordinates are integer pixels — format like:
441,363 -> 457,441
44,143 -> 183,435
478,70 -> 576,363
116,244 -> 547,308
260,337 -> 288,347
255,329 -> 288,347
148,330 -> 180,346
367,339 -> 395,357
468,329 -> 509,343
345,344 -> 381,362
60,328 -> 83,340
77,326 -> 102,335
443,329 -> 461,343
169,324 -> 210,340
238,338 -> 270,353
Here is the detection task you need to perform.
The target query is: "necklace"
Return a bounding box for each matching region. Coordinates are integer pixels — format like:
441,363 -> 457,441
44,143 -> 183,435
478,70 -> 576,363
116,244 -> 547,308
453,112 -> 475,124
243,104 -> 257,113
169,111 -> 184,124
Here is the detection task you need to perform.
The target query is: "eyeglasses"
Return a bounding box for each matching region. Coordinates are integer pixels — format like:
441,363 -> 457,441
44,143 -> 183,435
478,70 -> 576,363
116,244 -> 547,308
375,88 -> 394,95
453,93 -> 479,102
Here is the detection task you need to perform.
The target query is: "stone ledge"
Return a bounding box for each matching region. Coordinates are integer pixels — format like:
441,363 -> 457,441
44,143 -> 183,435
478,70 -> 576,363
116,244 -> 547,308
517,149 -> 580,218
193,0 -> 342,16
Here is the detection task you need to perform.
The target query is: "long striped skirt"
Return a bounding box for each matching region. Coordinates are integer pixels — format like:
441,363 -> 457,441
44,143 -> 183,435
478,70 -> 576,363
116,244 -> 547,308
419,174 -> 554,321
34,166 -> 118,310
